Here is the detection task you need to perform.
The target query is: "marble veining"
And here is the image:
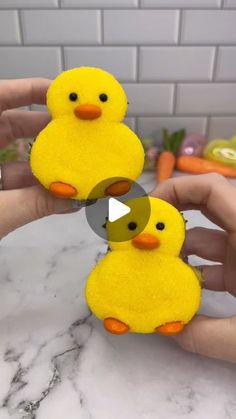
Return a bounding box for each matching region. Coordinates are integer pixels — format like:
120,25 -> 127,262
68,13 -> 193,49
0,173 -> 236,419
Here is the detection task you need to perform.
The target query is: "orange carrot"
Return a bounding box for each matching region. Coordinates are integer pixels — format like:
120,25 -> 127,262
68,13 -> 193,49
156,129 -> 185,182
176,156 -> 236,177
156,150 -> 176,182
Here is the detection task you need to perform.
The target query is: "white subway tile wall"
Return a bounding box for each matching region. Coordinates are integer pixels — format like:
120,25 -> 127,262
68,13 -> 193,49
181,10 -> 236,44
124,84 -> 174,115
64,47 -> 137,81
0,0 -> 235,138
0,11 -> 20,44
21,10 -> 101,45
104,10 -> 179,45
176,84 -> 236,115
139,47 -> 215,81
0,0 -> 58,7
62,0 -> 138,7
216,47 -> 236,80
224,0 -> 236,8
0,47 -> 62,79
141,0 -> 221,7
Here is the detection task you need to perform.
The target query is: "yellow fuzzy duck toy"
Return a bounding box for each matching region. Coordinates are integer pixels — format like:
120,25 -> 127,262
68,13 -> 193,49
85,197 -> 202,335
30,67 -> 144,200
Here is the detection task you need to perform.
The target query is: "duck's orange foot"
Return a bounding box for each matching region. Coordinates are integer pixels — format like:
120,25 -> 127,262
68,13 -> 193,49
155,321 -> 185,336
105,181 -> 131,197
49,182 -> 77,198
104,318 -> 129,335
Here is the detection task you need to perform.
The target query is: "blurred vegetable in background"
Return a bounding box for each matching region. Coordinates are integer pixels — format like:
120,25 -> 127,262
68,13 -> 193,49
0,139 -> 29,164
203,135 -> 236,168
142,128 -> 236,179
156,129 -> 185,182
176,155 -> 236,177
142,136 -> 161,171
177,132 -> 207,157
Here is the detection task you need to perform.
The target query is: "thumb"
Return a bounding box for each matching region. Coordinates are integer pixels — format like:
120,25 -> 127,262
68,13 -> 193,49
0,185 -> 78,238
174,315 -> 236,363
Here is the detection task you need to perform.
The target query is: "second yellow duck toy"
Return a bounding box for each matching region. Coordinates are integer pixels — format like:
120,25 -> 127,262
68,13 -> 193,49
30,67 -> 144,200
85,197 -> 201,335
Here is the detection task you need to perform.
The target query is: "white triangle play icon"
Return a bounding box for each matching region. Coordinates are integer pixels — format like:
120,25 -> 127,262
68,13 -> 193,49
108,198 -> 131,222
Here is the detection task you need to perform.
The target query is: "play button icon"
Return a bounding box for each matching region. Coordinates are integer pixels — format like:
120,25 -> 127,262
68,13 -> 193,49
85,177 -> 151,242
108,198 -> 130,222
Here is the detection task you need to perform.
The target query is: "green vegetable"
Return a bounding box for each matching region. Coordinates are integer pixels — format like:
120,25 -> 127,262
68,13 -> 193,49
0,144 -> 18,163
163,129 -> 186,155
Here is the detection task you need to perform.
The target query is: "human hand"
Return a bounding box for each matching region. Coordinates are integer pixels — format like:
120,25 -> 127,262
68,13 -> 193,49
0,78 -> 78,238
152,173 -> 236,363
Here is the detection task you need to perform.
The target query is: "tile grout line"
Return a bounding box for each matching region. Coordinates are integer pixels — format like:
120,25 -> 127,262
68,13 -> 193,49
4,43 -> 235,48
17,9 -> 24,45
177,9 -> 182,44
136,46 -> 140,82
134,45 -> 140,134
128,113 -> 236,117
172,84 -> 178,116
131,115 -> 236,118
211,0 -> 232,138
101,9 -> 104,45
173,9 -> 182,115
0,7 -> 233,11
212,46 -> 219,82
60,46 -> 65,71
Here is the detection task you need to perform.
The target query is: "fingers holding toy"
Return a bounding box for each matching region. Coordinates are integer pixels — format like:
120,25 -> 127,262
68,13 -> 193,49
0,78 -> 51,148
0,78 -> 50,114
0,185 -> 78,238
1,161 -> 39,189
184,227 -> 227,263
0,109 -> 50,148
174,314 -> 236,363
152,173 -> 236,232
183,228 -> 226,290
153,174 -> 236,297
199,265 -> 225,292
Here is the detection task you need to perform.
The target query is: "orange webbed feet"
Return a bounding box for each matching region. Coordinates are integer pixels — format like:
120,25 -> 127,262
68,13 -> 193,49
155,321 -> 185,336
104,318 -> 129,335
49,182 -> 77,198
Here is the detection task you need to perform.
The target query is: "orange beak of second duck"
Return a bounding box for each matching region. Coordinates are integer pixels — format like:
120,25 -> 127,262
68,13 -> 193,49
74,104 -> 102,120
132,233 -> 160,250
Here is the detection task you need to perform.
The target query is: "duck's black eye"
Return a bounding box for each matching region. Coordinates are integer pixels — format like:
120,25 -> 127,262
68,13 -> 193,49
156,222 -> 165,231
69,92 -> 78,102
128,222 -> 137,231
99,93 -> 108,102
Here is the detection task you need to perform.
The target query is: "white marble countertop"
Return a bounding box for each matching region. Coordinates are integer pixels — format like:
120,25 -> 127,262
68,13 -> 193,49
0,173 -> 236,419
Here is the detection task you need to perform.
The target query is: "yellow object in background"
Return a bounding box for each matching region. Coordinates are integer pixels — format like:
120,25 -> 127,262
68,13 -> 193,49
203,135 -> 236,168
30,67 -> 144,200
85,197 -> 201,335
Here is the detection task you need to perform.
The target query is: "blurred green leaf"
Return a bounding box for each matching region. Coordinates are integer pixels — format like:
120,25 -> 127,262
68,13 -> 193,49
0,144 -> 18,163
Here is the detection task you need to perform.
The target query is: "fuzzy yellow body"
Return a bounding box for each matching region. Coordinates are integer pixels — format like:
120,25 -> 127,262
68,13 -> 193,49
85,197 -> 201,334
30,67 -> 144,200
30,119 -> 143,199
86,252 -> 201,333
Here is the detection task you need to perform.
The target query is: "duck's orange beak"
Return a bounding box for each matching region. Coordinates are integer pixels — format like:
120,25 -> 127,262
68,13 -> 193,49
132,233 -> 160,250
74,104 -> 102,120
